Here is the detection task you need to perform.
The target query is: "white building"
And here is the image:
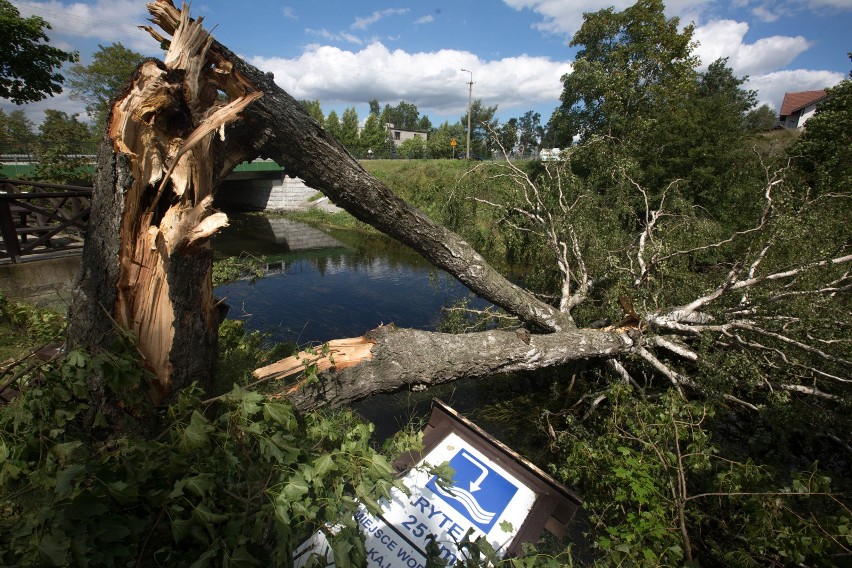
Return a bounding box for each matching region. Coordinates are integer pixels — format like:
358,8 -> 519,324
779,90 -> 827,129
386,123 -> 428,147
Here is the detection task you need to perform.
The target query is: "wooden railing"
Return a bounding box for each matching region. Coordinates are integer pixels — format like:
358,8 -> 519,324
0,179 -> 92,263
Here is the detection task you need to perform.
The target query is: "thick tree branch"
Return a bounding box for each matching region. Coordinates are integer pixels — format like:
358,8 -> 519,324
257,326 -> 634,412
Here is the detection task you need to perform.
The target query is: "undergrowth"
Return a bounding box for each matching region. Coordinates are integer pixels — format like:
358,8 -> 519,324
0,322 -> 416,566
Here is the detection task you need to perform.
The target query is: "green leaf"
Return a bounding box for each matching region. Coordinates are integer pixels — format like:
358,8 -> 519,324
185,474 -> 215,497
370,453 -> 395,477
66,349 -> 87,368
171,517 -> 193,543
55,463 -> 86,498
183,410 -> 213,449
313,453 -> 337,478
39,533 -> 69,566
283,476 -> 310,501
193,503 -> 229,526
53,440 -> 82,462
331,539 -> 352,568
263,402 -> 293,427
499,520 -> 514,533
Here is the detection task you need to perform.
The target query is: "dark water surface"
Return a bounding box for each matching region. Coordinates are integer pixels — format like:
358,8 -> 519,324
213,213 -> 486,345
213,213 -> 499,438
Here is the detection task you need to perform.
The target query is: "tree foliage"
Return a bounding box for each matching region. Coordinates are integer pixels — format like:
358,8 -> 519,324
517,110 -> 542,156
381,100 -> 421,131
31,109 -> 92,183
299,99 -> 324,126
324,109 -> 341,140
359,111 -> 389,157
745,103 -> 779,132
8,2 -> 846,566
67,42 -> 145,127
0,325 -> 413,567
0,0 -> 77,104
0,108 -> 36,155
396,136 -> 426,159
339,106 -> 360,151
460,99 -> 498,157
788,55 -> 852,195
551,0 -> 697,144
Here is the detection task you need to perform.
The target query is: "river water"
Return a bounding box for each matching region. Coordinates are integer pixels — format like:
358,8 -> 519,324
213,213 -> 497,435
213,214 -> 486,345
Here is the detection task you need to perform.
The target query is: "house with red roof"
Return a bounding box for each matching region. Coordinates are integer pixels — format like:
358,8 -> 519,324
779,90 -> 828,129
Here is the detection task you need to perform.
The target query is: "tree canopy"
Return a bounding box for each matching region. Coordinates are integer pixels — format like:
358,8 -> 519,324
67,42 -> 145,127
0,0 -> 78,104
551,0 -> 697,144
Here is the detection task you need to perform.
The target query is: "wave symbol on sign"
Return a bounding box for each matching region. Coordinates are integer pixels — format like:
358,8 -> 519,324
432,451 -> 497,524
431,482 -> 496,525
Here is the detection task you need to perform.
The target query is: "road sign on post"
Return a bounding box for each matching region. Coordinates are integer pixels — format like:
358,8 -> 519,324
293,399 -> 582,567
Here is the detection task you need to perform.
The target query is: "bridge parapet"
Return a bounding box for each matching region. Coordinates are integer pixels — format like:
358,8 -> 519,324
216,171 -> 319,211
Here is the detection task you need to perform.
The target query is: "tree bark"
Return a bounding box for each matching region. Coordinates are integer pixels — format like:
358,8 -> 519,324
67,6 -> 259,403
256,326 -> 634,412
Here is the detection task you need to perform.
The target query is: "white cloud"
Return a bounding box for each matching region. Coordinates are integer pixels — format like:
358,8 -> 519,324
415,15 -> 435,25
249,42 -> 572,118
693,20 -> 811,75
351,8 -> 409,31
12,0 -> 157,55
502,0 -> 712,37
281,7 -> 297,20
305,28 -> 363,45
0,89 -> 87,126
745,0 -> 852,19
747,68 -> 844,109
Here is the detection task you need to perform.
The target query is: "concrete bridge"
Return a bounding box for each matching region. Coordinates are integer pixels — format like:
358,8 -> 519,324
215,162 -> 322,211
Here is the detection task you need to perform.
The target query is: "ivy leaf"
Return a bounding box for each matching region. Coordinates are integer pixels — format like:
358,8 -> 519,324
263,402 -> 293,427
66,349 -> 87,368
283,475 -> 310,501
313,453 -> 337,478
193,503 -> 229,527
184,474 -> 215,497
370,453 -> 395,477
55,463 -> 86,498
499,520 -> 514,533
182,410 -> 213,449
39,533 -> 69,566
53,440 -> 82,463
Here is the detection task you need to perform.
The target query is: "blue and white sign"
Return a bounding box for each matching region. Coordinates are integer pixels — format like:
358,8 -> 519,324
379,433 -> 537,565
425,448 -> 519,534
294,420 -> 557,568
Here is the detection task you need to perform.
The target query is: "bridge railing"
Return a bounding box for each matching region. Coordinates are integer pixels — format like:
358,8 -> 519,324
0,179 -> 93,264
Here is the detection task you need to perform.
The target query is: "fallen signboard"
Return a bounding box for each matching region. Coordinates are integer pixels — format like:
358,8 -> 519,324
293,399 -> 581,566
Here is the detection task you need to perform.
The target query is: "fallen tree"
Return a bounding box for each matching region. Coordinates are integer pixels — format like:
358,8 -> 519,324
67,0 -> 850,417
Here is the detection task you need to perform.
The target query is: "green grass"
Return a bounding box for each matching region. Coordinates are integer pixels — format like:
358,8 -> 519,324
278,207 -> 376,232
361,158 -> 474,189
0,294 -> 66,363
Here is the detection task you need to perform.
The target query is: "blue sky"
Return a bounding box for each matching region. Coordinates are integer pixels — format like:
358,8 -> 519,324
4,0 -> 850,127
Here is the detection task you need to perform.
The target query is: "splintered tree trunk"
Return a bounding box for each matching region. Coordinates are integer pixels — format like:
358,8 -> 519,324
67,1 -> 613,410
67,6 -> 259,403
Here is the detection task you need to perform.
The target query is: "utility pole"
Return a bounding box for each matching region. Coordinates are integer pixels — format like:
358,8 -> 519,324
461,68 -> 473,160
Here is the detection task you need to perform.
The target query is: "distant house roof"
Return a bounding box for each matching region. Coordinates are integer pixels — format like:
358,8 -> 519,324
779,90 -> 827,116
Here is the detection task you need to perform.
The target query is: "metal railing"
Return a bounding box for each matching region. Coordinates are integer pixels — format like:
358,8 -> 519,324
0,179 -> 92,263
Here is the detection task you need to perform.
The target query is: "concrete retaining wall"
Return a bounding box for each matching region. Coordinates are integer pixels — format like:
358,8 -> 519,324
0,255 -> 81,308
215,172 -> 319,211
